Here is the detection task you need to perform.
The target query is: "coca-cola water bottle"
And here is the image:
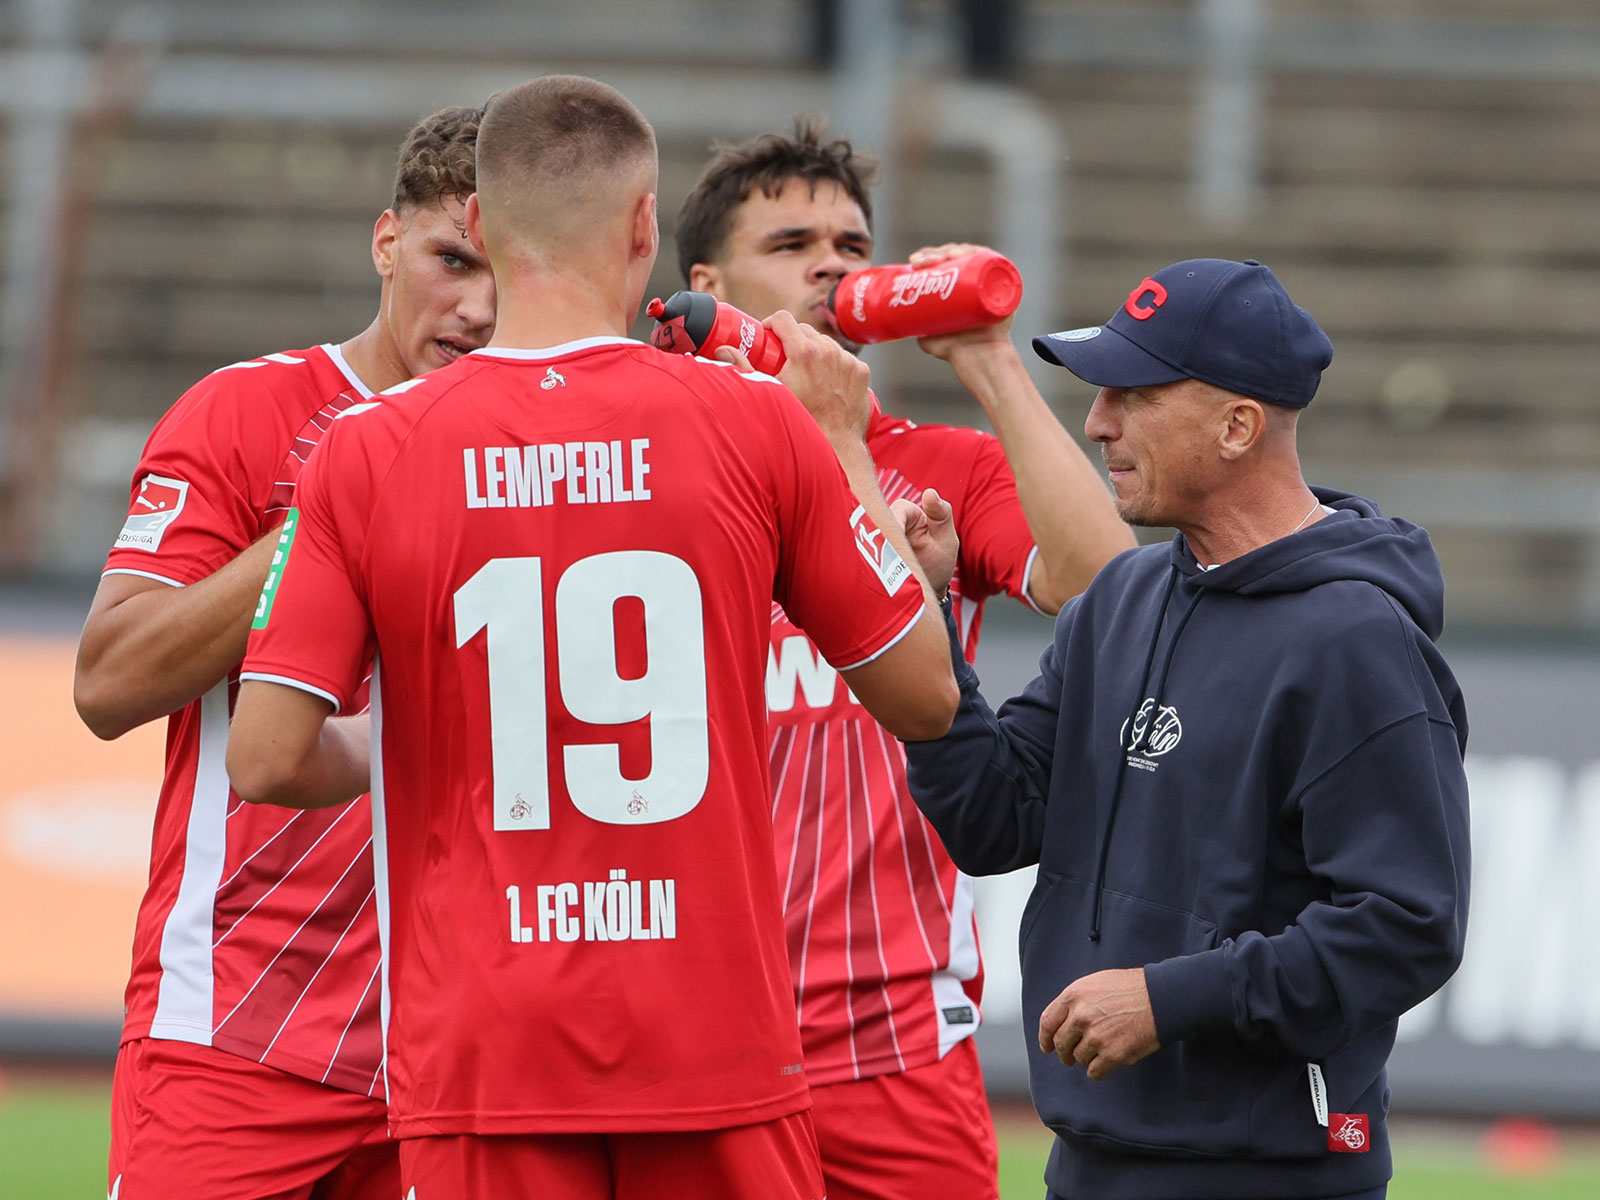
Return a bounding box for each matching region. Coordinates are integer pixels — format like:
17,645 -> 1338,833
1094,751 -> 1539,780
646,292 -> 786,375
828,250 -> 1023,345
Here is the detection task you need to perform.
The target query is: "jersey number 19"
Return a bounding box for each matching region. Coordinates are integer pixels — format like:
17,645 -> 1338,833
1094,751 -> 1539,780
453,551 -> 709,831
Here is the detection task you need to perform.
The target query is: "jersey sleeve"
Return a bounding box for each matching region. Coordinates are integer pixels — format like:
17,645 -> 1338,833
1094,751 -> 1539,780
102,368 -> 302,587
759,387 -> 927,670
952,430 -> 1040,608
240,420 -> 374,712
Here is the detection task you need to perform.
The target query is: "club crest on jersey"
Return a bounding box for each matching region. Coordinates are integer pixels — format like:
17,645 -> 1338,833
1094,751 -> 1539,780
252,508 -> 299,630
114,474 -> 189,552
540,367 -> 567,390
848,505 -> 911,596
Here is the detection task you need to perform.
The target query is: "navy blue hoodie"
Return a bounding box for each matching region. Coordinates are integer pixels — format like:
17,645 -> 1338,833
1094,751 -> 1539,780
905,491 -> 1470,1200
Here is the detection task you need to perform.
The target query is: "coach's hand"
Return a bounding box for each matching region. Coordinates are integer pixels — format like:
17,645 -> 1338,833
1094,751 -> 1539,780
720,309 -> 872,448
890,488 -> 958,600
1038,967 -> 1160,1081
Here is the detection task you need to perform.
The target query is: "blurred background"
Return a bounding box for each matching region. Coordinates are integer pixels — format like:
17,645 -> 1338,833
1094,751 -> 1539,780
1,0 -> 1598,1195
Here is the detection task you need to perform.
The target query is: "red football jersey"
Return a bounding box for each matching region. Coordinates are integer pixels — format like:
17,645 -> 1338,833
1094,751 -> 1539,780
103,344 -> 386,1095
767,408 -> 1039,1085
241,338 -> 928,1136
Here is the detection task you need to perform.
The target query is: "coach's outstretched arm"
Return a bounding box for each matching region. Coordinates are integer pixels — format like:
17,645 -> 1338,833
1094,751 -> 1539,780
227,683 -> 369,809
892,490 -> 1057,874
905,616 -> 1060,875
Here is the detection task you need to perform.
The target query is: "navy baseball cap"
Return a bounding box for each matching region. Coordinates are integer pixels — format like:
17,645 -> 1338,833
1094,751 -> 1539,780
1032,259 -> 1334,409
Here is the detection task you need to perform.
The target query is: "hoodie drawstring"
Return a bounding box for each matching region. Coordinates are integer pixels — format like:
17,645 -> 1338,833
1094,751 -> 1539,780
1088,565 -> 1205,942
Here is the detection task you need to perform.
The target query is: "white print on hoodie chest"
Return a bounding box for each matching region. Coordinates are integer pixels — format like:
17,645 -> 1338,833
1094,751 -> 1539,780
1121,697 -> 1183,771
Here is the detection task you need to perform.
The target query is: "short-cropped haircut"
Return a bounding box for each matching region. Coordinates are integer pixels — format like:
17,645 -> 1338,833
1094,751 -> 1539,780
477,75 -> 655,194
392,105 -> 483,212
675,117 -> 876,283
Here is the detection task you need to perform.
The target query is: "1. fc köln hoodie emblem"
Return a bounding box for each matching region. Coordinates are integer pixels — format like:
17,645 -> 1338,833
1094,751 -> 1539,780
1328,1114 -> 1370,1152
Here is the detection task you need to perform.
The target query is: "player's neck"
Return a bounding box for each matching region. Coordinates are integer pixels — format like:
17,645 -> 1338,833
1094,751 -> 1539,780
488,267 -> 638,351
340,316 -> 410,394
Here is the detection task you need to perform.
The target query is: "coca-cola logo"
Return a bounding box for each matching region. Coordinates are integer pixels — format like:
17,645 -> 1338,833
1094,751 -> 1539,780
888,266 -> 959,308
738,320 -> 757,357
851,275 -> 870,324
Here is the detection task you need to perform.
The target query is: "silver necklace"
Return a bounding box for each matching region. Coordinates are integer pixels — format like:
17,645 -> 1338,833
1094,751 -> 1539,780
1290,497 -> 1322,535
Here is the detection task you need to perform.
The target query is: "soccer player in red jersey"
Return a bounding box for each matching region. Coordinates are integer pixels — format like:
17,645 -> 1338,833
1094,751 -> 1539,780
675,123 -> 1135,1200
225,76 -> 958,1200
74,107 -> 494,1199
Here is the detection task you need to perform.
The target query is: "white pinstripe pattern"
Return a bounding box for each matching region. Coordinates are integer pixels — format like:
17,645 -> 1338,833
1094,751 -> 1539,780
871,721 -> 940,970
258,879 -> 375,1058
325,957 -> 383,1089
215,833 -> 374,1029
792,725 -> 827,1024
779,726 -> 814,1009
839,721 -> 861,1072
850,719 -> 906,1074
216,809 -> 307,884
770,725 -> 798,822
212,802 -> 361,948
765,426 -> 1030,1084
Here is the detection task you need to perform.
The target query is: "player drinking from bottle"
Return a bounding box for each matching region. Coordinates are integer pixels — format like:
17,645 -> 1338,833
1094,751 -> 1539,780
226,76 -> 958,1199
74,107 -> 493,1200
675,121 -> 1133,1200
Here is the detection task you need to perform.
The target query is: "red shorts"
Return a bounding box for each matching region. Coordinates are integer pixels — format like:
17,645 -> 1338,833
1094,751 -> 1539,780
109,1037 -> 396,1200
808,1037 -> 1000,1200
398,1110 -> 823,1200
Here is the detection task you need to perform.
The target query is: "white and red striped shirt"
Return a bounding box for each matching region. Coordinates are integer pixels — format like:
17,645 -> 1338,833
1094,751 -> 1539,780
103,344 -> 384,1095
768,408 -> 1041,1086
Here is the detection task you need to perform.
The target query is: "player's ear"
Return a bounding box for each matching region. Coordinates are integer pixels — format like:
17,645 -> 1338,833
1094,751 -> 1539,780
372,209 -> 401,279
465,192 -> 488,257
632,191 -> 659,264
688,262 -> 721,296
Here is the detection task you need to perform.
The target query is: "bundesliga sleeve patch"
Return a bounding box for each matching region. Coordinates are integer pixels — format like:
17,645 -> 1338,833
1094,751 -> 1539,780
848,505 -> 911,596
252,508 -> 299,630
114,473 -> 190,552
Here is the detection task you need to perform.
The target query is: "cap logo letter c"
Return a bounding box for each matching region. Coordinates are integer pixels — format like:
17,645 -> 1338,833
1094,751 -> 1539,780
1124,278 -> 1168,321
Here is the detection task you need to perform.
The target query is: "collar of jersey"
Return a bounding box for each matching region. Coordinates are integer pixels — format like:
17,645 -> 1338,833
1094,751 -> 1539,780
321,342 -> 377,397
469,337 -> 638,361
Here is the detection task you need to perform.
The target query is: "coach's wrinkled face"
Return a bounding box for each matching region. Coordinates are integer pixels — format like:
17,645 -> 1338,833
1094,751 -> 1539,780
689,178 -> 871,349
1084,378 -> 1232,528
373,196 -> 496,377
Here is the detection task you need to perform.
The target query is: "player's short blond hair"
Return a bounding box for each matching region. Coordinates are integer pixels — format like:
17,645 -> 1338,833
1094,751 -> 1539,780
477,76 -> 655,200
391,105 -> 483,212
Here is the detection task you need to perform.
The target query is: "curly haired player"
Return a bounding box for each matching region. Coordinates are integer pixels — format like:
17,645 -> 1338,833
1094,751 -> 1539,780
78,105 -> 493,1200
